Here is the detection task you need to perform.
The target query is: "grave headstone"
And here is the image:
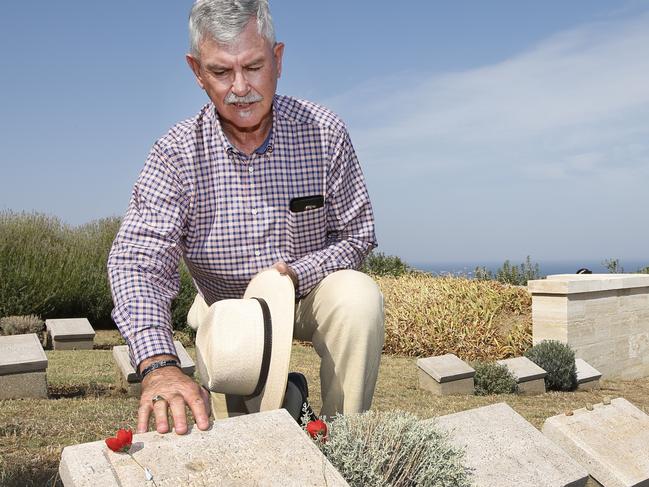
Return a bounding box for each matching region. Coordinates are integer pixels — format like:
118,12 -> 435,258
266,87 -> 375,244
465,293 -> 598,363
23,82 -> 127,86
575,358 -> 602,391
416,353 -> 475,395
543,397 -> 649,487
59,408 -> 349,486
497,356 -> 547,394
46,318 -> 95,350
113,341 -> 196,397
431,403 -> 588,487
0,333 -> 48,399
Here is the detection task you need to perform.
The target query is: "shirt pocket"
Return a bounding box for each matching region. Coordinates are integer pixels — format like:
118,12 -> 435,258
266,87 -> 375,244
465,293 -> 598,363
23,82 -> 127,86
286,207 -> 327,258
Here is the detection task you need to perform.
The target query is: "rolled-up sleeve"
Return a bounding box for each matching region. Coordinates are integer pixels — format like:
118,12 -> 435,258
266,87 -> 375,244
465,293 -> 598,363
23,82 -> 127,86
290,128 -> 377,296
107,143 -> 190,369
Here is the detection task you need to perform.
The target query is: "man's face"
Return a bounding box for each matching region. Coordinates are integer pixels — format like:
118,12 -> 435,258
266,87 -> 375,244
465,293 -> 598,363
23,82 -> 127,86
187,19 -> 284,134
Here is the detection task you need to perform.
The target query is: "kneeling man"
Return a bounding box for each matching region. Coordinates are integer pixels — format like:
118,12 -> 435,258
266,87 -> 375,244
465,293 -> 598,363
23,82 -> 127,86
108,0 -> 384,434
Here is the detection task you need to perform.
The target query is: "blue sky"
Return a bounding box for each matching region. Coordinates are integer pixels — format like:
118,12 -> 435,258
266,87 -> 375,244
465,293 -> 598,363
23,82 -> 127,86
1,1 -> 648,265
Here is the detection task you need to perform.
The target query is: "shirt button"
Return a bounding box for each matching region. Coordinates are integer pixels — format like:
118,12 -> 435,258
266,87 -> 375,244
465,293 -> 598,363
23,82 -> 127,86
255,250 -> 261,257
248,166 -> 254,173
251,208 -> 258,216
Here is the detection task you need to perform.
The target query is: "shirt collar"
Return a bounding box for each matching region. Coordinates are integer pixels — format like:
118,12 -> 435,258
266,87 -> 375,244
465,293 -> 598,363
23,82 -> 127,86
209,96 -> 277,156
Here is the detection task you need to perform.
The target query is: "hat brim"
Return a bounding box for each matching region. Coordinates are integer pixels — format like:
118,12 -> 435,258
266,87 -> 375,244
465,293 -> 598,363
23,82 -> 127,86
240,269 -> 295,412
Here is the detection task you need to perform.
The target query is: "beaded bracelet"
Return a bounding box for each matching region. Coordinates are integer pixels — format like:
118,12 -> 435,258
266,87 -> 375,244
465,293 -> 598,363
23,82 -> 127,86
139,359 -> 180,380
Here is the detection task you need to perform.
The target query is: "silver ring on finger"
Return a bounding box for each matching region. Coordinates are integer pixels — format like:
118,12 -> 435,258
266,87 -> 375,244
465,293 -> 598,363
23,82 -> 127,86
151,394 -> 167,405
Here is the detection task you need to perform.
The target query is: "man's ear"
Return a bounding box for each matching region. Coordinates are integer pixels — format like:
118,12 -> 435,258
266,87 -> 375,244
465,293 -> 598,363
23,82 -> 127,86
273,42 -> 285,79
186,54 -> 206,90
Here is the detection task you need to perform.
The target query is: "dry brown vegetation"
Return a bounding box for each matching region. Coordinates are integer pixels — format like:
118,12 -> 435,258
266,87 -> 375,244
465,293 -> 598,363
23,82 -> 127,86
377,274 -> 532,360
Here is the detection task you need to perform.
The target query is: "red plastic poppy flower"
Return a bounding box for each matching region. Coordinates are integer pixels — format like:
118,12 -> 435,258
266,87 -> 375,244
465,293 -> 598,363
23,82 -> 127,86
306,419 -> 328,441
105,428 -> 133,453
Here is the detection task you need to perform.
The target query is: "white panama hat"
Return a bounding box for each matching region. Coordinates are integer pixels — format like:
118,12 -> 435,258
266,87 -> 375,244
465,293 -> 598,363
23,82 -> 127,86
194,269 -> 295,414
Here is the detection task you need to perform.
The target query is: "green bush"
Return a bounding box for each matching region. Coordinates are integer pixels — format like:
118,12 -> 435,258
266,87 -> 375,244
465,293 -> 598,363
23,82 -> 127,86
360,250 -> 411,277
474,256 -> 540,285
0,211 -> 195,331
472,362 -> 518,395
316,410 -> 470,487
524,340 -> 577,391
0,315 -> 44,336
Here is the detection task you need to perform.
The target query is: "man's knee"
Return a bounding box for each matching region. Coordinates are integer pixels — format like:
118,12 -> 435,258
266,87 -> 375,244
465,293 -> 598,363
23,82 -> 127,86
319,270 -> 384,333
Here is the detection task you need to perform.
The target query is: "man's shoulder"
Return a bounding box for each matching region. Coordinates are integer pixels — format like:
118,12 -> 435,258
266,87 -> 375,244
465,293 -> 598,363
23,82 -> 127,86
274,95 -> 346,134
153,103 -> 216,157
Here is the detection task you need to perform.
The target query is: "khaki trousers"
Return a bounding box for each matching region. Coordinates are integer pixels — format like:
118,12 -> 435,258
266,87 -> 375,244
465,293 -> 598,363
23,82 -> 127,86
191,269 -> 384,418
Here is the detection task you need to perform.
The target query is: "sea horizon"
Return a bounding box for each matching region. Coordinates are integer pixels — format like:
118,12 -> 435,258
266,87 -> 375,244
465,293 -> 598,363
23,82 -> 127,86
410,259 -> 649,278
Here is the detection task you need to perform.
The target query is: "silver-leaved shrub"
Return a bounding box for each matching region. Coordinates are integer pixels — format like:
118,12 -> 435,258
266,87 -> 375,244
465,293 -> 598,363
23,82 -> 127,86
316,410 -> 471,487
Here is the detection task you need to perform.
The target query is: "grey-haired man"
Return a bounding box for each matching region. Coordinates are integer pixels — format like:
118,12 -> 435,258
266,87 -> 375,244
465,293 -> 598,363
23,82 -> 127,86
108,0 -> 384,435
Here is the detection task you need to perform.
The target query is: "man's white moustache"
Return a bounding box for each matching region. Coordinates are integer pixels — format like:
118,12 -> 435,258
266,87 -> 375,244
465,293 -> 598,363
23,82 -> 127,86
225,92 -> 263,104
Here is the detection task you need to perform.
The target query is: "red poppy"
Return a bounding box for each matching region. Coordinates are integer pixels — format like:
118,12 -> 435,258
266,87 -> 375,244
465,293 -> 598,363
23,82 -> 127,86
105,428 -> 133,453
306,419 -> 328,441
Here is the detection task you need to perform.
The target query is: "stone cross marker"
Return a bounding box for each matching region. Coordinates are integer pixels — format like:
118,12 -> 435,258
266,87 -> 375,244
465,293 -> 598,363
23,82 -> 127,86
46,318 -> 95,350
0,333 -> 48,399
431,402 -> 588,487
543,397 -> 649,487
113,341 -> 195,397
59,408 -> 349,486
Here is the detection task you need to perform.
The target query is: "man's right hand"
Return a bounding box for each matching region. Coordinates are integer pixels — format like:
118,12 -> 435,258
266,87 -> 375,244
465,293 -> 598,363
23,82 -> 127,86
137,355 -> 211,435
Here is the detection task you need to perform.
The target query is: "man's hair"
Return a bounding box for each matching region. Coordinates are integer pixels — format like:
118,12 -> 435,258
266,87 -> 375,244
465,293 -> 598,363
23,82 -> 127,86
189,0 -> 275,58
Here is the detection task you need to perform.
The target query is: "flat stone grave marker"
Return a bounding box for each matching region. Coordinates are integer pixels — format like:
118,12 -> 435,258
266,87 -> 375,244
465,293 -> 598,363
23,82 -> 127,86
59,408 -> 349,487
497,356 -> 547,394
575,358 -> 602,390
0,333 -> 48,399
543,397 -> 649,487
416,353 -> 475,395
113,341 -> 196,396
431,402 -> 588,487
46,318 -> 95,350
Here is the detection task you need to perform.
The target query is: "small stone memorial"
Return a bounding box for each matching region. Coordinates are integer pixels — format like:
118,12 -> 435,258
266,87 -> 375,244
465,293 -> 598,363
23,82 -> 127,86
575,358 -> 602,391
432,403 -> 588,487
46,318 -> 95,350
0,333 -> 48,399
59,408 -> 349,486
113,341 -> 196,397
497,356 -> 547,394
543,397 -> 649,487
416,353 -> 475,395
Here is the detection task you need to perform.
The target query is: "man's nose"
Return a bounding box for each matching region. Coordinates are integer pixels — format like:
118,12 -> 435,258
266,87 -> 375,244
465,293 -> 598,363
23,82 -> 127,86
231,71 -> 250,96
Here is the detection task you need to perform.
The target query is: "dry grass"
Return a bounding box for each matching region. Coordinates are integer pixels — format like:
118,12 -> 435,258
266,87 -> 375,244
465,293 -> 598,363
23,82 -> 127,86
0,343 -> 645,486
376,274 -> 532,360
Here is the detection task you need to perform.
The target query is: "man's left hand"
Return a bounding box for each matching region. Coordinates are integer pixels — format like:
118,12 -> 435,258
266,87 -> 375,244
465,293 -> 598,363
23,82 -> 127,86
272,261 -> 298,288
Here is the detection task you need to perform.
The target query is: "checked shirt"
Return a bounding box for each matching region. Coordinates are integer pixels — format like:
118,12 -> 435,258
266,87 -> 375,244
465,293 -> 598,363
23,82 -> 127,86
107,95 -> 377,367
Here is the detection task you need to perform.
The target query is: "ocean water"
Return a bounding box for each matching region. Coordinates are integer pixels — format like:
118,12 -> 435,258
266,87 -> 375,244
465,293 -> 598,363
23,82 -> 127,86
411,260 -> 649,278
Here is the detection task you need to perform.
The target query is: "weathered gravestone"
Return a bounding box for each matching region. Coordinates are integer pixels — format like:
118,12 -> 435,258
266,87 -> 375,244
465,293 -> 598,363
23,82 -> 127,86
431,402 -> 588,487
497,356 -> 547,394
59,408 -> 349,486
543,398 -> 649,487
112,341 -> 196,397
46,318 -> 95,350
416,353 -> 475,395
0,333 -> 48,399
575,358 -> 602,391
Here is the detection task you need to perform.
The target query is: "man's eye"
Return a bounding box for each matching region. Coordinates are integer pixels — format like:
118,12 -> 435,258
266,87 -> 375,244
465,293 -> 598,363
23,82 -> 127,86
212,70 -> 229,76
246,66 -> 262,71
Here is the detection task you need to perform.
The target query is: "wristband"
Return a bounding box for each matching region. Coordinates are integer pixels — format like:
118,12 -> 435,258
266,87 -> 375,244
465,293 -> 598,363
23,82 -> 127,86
140,359 -> 180,380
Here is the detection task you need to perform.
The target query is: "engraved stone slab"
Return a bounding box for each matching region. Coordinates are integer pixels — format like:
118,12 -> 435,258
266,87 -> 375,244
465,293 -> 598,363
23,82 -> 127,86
59,409 -> 349,487
543,398 -> 649,487
432,403 -> 588,487
575,358 -> 602,390
417,354 -> 475,395
497,356 -> 547,382
46,318 -> 95,340
417,354 -> 475,383
0,334 -> 48,375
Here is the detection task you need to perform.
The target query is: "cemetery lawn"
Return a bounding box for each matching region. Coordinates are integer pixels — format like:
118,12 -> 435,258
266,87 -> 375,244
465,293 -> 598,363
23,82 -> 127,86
2,332 -> 647,486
